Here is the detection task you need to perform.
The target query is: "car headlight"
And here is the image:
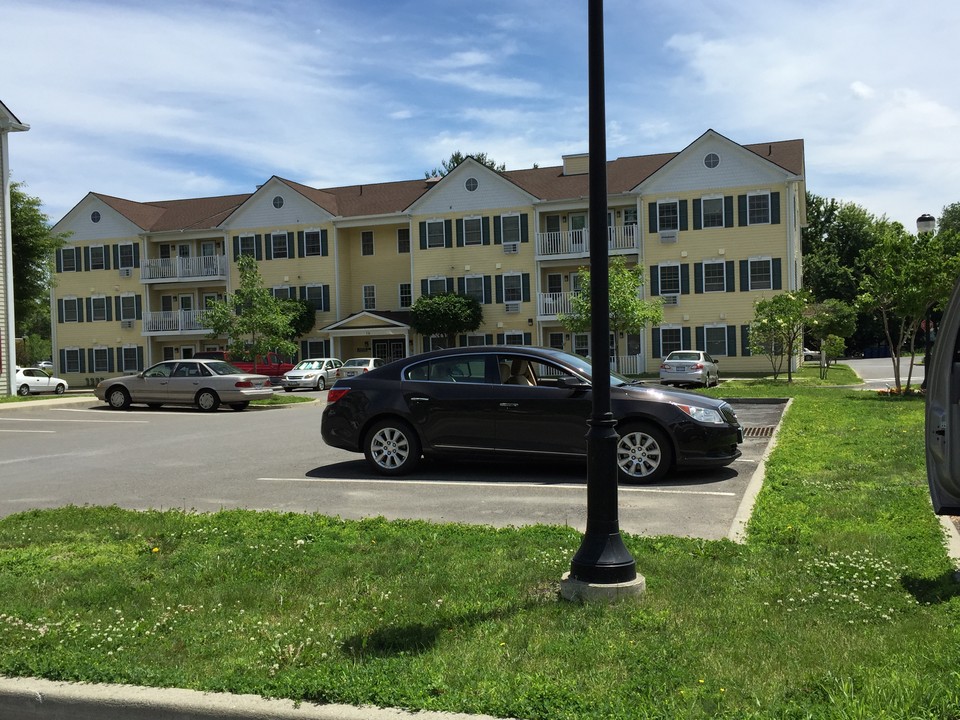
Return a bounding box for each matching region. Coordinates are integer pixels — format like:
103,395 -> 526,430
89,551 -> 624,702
671,402 -> 725,424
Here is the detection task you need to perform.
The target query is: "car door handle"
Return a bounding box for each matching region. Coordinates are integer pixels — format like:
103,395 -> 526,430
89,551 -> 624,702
409,396 -> 430,402
499,402 -> 519,408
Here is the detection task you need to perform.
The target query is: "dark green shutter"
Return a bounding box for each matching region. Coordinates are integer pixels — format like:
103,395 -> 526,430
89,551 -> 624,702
493,216 -> 502,244
495,276 -> 504,303
446,277 -> 454,293
321,229 -> 328,256
648,202 -> 657,233
649,265 -> 660,296
521,274 -> 531,302
135,295 -> 142,319
56,249 -> 63,273
254,235 -> 262,260
421,279 -> 429,297
724,196 -> 734,227
727,326 -> 737,357
738,195 -> 748,226
457,277 -> 465,294
497,333 -> 505,344
680,264 -> 690,295
772,258 -> 782,289
57,299 -> 64,323
297,231 -> 305,258
741,325 -> 751,356
739,260 -> 749,291
523,332 -> 532,345
651,329 -> 661,358
681,327 -> 691,350
322,285 -> 330,311
483,276 -> 492,304
693,199 -> 702,230
726,261 -> 736,292
265,234 -> 273,260
77,300 -> 84,323
770,192 -> 781,224
482,216 -> 491,245
287,232 -> 295,258
444,219 -> 453,248
679,200 -> 688,232
456,219 -> 464,247
83,246 -> 91,271
695,326 -> 705,351
520,214 -> 529,243
133,244 -> 140,268
104,247 -> 111,270
694,263 -> 703,293
232,236 -> 240,260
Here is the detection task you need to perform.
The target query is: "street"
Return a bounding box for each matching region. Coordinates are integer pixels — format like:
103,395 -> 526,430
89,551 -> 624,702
0,395 -> 783,541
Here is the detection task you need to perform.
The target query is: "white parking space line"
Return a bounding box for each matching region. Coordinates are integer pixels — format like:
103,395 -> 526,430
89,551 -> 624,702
260,477 -> 736,497
0,417 -> 148,424
0,429 -> 55,433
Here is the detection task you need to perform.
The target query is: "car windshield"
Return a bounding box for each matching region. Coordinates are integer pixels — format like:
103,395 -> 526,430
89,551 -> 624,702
295,361 -> 320,370
668,352 -> 701,361
205,361 -> 245,376
531,347 -> 633,387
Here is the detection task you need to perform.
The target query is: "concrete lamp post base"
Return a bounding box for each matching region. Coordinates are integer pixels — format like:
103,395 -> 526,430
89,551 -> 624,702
559,571 -> 646,603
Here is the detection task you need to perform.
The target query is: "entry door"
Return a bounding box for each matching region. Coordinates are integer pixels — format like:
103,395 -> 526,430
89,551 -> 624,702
373,339 -> 405,362
179,294 -> 194,329
569,213 -> 587,250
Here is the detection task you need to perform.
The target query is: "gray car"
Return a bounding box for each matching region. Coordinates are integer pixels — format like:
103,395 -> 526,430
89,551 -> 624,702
94,359 -> 273,412
281,358 -> 343,391
659,351 -> 720,388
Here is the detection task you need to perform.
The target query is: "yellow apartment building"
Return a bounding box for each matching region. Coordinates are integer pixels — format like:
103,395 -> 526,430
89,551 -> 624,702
50,129 -> 805,389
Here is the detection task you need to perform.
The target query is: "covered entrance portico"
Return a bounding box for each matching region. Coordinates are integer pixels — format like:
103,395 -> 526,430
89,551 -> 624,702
319,311 -> 414,362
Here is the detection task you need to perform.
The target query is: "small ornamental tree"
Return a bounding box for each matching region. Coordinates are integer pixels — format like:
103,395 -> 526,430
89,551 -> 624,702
409,293 -> 483,349
559,257 -> 663,359
806,298 -> 856,363
204,254 -> 298,371
819,334 -> 846,380
748,290 -> 812,382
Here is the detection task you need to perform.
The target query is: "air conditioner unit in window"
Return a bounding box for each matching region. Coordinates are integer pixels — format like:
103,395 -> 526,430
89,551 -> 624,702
502,242 -> 519,254
120,319 -> 134,328
659,230 -> 678,243
505,302 -> 521,313
119,267 -> 132,277
661,294 -> 679,306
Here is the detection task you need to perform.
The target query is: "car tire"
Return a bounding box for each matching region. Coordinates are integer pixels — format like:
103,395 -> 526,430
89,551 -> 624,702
196,389 -> 221,412
17,384 -> 31,396
364,419 -> 422,476
283,387 -> 294,392
55,384 -> 66,395
107,387 -> 131,410
230,402 -> 250,411
316,376 -> 326,391
616,423 -> 673,484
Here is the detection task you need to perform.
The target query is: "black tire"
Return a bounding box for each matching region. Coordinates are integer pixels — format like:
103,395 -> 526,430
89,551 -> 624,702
316,376 -> 326,391
363,419 -> 422,476
107,386 -> 131,410
616,423 -> 673,484
17,384 -> 30,396
283,387 -> 294,392
196,389 -> 221,412
230,402 -> 250,411
55,384 -> 66,395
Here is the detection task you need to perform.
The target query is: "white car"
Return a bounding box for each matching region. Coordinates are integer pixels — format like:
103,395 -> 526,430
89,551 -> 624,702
15,367 -> 69,396
338,357 -> 386,378
659,351 -> 720,388
281,358 -> 343,391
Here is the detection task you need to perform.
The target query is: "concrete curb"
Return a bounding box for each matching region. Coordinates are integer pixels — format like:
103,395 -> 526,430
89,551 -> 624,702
727,398 -> 792,543
0,676 -> 512,720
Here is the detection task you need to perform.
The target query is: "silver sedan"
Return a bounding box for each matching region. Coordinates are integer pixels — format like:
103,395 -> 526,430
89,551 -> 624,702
94,359 -> 273,412
659,351 -> 720,388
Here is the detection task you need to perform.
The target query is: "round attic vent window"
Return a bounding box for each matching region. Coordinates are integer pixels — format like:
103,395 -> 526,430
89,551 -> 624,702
465,177 -> 479,192
91,211 -> 101,223
273,195 -> 284,209
704,153 -> 720,169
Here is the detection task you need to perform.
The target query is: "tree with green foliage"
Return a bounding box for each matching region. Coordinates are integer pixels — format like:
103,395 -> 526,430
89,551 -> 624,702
857,219 -> 960,393
806,298 -> 856,360
559,257 -> 663,359
818,334 -> 846,380
425,151 -> 506,178
203,254 -> 298,370
285,298 -> 317,341
939,201 -> 960,235
10,181 -> 68,358
409,293 -> 483,349
748,290 -> 812,382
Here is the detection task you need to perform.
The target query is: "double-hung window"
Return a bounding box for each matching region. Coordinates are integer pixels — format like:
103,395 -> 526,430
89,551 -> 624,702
303,285 -> 327,312
705,326 -> 728,356
701,197 -> 724,228
119,294 -> 137,320
362,285 -> 376,310
660,327 -> 683,356
426,277 -> 447,296
63,298 -> 79,323
658,201 -> 679,232
463,275 -> 485,304
91,296 -> 108,322
702,261 -> 726,292
399,283 -> 412,308
361,231 -> 374,256
271,232 -> 288,259
64,349 -> 81,373
658,264 -> 681,296
121,346 -> 140,372
748,193 -> 771,225
426,220 -> 446,248
89,246 -> 105,270
397,228 -> 411,254
61,249 -> 78,272
500,215 -> 521,244
117,243 -> 135,269
463,217 -> 482,246
271,286 -> 293,300
239,235 -> 256,257
503,274 -> 522,303
92,347 -> 110,373
749,258 -> 773,290
304,231 -> 323,256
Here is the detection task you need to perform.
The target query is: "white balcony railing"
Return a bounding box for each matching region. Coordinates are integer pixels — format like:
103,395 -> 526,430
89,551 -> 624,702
535,226 -> 638,257
538,291 -> 577,317
141,255 -> 227,281
143,309 -> 211,333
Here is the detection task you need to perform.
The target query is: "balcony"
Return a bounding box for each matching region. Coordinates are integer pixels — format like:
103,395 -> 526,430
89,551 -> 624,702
141,255 -> 228,283
143,309 -> 212,335
535,225 -> 638,258
537,291 -> 577,319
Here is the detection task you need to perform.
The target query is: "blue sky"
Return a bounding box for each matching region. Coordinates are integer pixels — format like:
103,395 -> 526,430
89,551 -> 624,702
3,0 -> 958,230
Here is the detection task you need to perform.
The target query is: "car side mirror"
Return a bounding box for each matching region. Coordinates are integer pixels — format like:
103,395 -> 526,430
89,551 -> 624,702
557,375 -> 591,390
926,277 -> 960,514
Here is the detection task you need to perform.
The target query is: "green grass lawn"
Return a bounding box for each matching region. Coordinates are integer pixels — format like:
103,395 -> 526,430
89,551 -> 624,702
1,374 -> 958,719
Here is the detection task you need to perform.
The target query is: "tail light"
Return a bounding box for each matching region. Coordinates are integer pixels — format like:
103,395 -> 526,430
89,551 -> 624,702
234,380 -> 253,388
327,388 -> 350,403
694,363 -> 704,370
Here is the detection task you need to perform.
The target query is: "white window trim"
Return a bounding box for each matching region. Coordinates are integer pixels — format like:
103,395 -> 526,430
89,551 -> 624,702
271,231 -> 289,259
658,262 -> 681,295
704,324 -> 729,356
361,230 -> 375,256
304,229 -> 323,256
362,284 -> 376,310
64,348 -> 82,373
426,219 -> 446,248
747,191 -> 772,226
463,274 -> 485,303
658,324 -> 684,355
272,286 -> 292,300
92,346 -> 110,373
700,195 -> 725,229
500,214 -> 522,244
89,244 -> 106,270
502,272 -> 523,303
90,295 -> 108,322
748,256 -> 773,290
63,296 -> 79,323
701,260 -> 726,293
462,216 -> 483,246
61,248 -> 78,272
121,346 -> 140,372
238,235 -> 256,256
426,276 -> 448,295
119,293 -> 137,320
657,199 -> 680,232
399,283 -> 412,308
117,242 -> 135,268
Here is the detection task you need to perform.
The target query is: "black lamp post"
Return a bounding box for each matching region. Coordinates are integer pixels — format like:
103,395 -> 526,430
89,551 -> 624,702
563,0 -> 641,593
918,214 -> 936,390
